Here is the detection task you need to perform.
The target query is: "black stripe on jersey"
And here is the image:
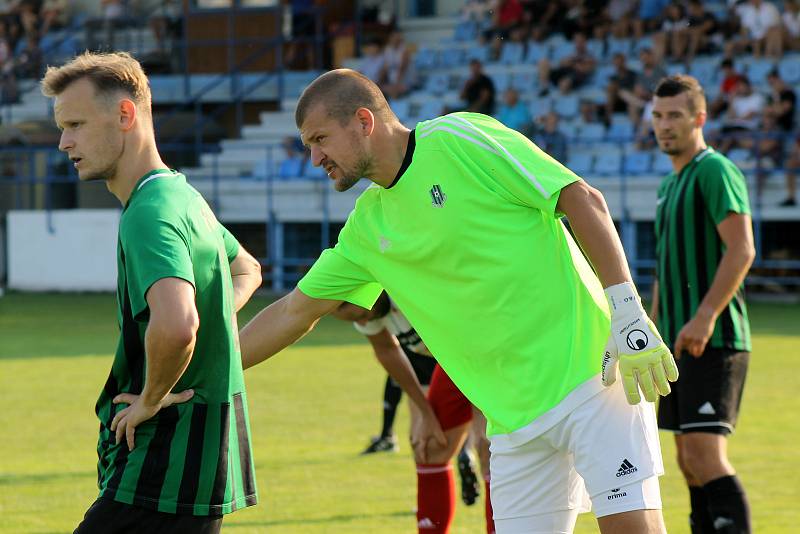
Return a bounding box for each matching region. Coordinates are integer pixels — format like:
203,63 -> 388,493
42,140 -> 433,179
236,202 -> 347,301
177,403 -> 208,509
233,393 -> 257,503
692,181 -> 710,307
210,402 -> 231,507
134,405 -> 180,508
104,436 -> 132,500
121,277 -> 145,394
673,175 -> 692,346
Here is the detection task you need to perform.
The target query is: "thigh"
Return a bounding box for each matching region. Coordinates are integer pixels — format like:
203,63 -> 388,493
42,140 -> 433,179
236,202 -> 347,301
427,364 -> 473,431
405,350 -> 437,386
674,349 -> 749,435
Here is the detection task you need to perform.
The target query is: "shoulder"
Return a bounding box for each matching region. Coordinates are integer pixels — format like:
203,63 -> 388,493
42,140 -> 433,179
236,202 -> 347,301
696,150 -> 743,177
415,112 -> 509,150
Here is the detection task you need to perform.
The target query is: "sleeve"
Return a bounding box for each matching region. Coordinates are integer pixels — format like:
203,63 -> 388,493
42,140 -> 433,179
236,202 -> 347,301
440,113 -> 581,216
296,216 -> 384,309
122,204 -> 195,321
698,157 -> 752,225
353,318 -> 386,336
218,222 -> 241,263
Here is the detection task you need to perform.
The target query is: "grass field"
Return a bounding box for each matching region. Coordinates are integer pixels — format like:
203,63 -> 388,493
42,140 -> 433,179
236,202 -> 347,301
1,292 -> 798,533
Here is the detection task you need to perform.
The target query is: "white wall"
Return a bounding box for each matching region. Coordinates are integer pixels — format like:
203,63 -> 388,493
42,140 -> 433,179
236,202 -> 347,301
8,210 -> 120,291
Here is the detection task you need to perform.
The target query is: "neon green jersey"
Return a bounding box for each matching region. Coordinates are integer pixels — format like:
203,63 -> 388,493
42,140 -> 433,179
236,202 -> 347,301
299,113 -> 610,436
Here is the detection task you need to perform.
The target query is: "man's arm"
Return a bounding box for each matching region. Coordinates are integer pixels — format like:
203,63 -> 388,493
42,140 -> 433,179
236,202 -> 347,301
229,246 -> 262,312
366,330 -> 446,462
239,288 -> 341,370
674,213 -> 755,357
649,279 -> 659,323
111,277 -> 199,450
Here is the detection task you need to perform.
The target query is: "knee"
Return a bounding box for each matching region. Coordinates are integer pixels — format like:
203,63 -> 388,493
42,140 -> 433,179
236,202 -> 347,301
680,440 -> 723,476
413,437 -> 457,465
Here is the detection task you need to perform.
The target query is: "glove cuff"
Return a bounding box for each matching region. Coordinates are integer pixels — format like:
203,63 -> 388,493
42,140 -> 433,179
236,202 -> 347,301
604,281 -> 642,315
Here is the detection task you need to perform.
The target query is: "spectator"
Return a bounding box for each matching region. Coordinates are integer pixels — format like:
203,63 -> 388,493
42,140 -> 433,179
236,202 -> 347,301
756,70 -> 796,196
709,58 -> 745,118
633,47 -> 667,94
634,0 -> 669,38
717,77 -> 765,153
278,136 -> 309,179
533,111 -> 567,163
460,58 -> 495,115
380,30 -> 416,100
635,97 -> 656,150
782,0 -> 800,52
652,2 -> 689,62
495,87 -> 532,134
725,0 -> 782,59
780,139 -> 799,206
14,30 -> 41,78
149,0 -> 182,53
483,0 -> 523,41
39,0 -> 68,35
605,52 -> 638,118
684,0 -> 719,62
597,0 -> 637,39
577,98 -> 608,128
618,47 -> 666,128
357,38 -> 385,85
537,31 -> 597,95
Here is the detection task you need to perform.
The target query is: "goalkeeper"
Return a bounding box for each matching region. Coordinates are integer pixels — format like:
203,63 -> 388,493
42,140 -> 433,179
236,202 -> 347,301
240,70 -> 678,534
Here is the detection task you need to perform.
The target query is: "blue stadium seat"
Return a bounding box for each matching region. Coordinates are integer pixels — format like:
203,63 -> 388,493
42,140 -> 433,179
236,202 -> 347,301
558,121 -> 578,138
278,157 -> 305,180
490,71 -> 512,92
778,56 -> 800,84
454,20 -> 478,42
747,59 -> 776,83
594,150 -> 623,175
689,60 -> 718,88
623,151 -> 652,175
553,94 -> 579,119
391,99 -> 411,122
528,97 -> 552,116
414,47 -> 438,70
303,164 -> 328,180
607,38 -> 632,57
440,47 -> 466,68
465,44 -> 490,64
632,36 -> 654,54
592,64 -> 616,88
511,71 -> 537,93
500,42 -> 525,65
586,38 -> 605,60
577,122 -> 606,141
607,119 -> 634,141
525,42 -> 548,64
727,148 -> 756,170
550,40 -> 575,63
418,100 -> 445,121
652,152 -> 673,174
424,72 -> 449,95
567,152 -> 594,175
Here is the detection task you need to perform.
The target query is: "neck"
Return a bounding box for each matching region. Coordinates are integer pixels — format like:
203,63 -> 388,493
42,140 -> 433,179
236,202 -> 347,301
669,135 -> 708,174
107,137 -> 168,205
368,122 -> 411,188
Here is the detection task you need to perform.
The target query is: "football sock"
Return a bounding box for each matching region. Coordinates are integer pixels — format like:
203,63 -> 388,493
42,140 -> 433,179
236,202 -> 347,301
381,376 -> 402,438
688,485 -> 714,533
703,475 -> 750,533
484,475 -> 495,534
416,463 -> 455,534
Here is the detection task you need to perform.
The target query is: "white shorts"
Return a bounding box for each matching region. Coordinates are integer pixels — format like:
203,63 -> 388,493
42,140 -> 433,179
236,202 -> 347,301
489,377 -> 664,533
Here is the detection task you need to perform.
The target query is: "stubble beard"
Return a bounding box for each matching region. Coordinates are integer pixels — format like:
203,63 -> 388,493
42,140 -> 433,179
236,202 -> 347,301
333,146 -> 374,192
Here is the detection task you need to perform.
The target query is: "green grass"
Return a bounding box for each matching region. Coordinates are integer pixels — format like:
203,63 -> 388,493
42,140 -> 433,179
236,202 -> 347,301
1,293 -> 798,533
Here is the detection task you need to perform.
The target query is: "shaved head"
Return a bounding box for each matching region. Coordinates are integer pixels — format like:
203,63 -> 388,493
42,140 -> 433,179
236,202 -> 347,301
295,69 -> 394,128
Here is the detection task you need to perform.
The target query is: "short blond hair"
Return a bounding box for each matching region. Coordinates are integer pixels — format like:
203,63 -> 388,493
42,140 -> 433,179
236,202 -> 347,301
41,51 -> 151,110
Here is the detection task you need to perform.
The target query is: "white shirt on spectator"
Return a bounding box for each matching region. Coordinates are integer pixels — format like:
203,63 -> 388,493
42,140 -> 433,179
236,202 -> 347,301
729,92 -> 766,130
783,10 -> 800,38
736,1 -> 781,40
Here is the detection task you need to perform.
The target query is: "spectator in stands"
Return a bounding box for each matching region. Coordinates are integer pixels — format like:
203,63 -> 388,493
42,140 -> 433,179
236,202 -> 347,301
635,97 -> 656,150
605,52 -> 638,119
634,0 -> 669,38
483,0 -> 523,41
495,87 -> 532,134
577,97 -> 608,128
380,30 -> 416,100
532,111 -> 567,163
725,0 -> 783,59
537,31 -> 596,95
756,70 -> 797,197
782,0 -> 800,52
14,30 -> 41,79
634,47 -> 667,94
357,38 -> 385,85
780,139 -> 799,206
278,136 -> 309,180
709,59 -> 745,119
597,0 -> 636,39
652,2 -> 688,63
618,48 -> 666,129
717,77 -> 765,153
149,0 -> 182,53
460,58 -> 495,115
39,0 -> 68,36
17,0 -> 40,37
684,0 -> 719,63
560,0 -> 605,40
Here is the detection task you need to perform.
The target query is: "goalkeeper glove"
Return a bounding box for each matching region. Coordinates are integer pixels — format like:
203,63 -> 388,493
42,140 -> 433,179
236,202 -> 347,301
601,281 -> 679,404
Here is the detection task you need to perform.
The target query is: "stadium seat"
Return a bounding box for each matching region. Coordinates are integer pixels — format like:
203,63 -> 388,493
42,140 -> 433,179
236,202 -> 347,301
632,36 -> 654,54
689,60 -> 718,88
278,158 -> 305,180
440,47 -> 466,68
528,96 -> 552,116
465,44 -> 490,64
414,47 -> 438,71
454,20 -> 478,42
550,40 -> 575,63
594,150 -> 623,176
391,99 -> 411,123
418,100 -> 445,121
553,94 -> 579,119
558,121 -> 579,138
747,59 -> 776,83
424,72 -> 450,95
586,38 -> 605,60
525,42 -> 549,64
623,151 -> 653,175
778,56 -> 800,84
652,152 -> 673,174
607,38 -> 632,57
607,119 -> 634,141
511,70 -> 537,93
576,122 -> 606,141
489,70 -> 512,92
727,148 -> 756,170
567,152 -> 594,175
592,65 -> 616,88
500,42 -> 525,65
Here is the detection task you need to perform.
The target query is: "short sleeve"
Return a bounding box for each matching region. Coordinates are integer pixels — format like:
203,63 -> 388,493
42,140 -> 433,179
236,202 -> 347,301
122,205 -> 195,320
354,318 -> 386,336
423,113 -> 580,216
698,157 -> 752,225
218,222 -> 241,263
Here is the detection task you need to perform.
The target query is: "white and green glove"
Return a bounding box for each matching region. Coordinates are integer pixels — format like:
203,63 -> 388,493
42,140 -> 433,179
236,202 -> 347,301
601,281 -> 679,404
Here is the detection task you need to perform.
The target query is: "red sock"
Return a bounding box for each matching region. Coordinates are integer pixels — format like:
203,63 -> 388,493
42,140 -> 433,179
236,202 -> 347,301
484,475 -> 495,534
416,463 -> 455,534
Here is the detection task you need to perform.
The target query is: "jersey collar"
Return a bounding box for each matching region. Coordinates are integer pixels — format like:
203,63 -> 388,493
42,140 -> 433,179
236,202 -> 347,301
387,129 -> 415,189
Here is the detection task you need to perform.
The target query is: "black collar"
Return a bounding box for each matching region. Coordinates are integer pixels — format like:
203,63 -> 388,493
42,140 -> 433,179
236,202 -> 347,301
387,129 -> 415,189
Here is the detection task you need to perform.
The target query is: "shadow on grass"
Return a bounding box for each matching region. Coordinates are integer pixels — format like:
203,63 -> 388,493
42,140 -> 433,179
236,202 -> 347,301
226,509 -> 413,528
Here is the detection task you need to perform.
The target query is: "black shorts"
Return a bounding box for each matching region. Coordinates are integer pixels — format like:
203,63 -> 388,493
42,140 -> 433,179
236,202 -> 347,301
657,348 -> 749,435
404,349 -> 437,386
74,497 -> 222,534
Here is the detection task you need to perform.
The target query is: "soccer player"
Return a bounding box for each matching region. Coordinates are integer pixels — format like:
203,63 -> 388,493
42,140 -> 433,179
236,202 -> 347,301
42,52 -> 263,533
651,75 -> 755,534
240,69 -> 678,533
332,293 -> 494,533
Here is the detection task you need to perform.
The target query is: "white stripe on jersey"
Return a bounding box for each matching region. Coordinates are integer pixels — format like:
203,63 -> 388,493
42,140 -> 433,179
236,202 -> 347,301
137,172 -> 177,191
419,122 -> 500,155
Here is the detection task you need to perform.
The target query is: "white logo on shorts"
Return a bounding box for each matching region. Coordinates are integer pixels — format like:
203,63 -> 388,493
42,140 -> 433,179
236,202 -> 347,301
698,402 -> 716,415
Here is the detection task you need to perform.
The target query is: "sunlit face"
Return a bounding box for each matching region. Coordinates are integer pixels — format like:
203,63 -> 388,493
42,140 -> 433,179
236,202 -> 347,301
300,104 -> 374,192
652,93 -> 705,156
54,78 -> 124,182
332,301 -> 372,322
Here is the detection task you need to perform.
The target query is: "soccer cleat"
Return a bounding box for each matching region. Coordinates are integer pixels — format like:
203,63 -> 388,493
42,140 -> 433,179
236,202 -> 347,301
361,435 -> 399,454
457,448 -> 480,506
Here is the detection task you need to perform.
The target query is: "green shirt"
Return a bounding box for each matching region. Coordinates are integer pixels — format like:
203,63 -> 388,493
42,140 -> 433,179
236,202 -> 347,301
96,169 -> 257,515
655,148 -> 752,352
299,113 -> 610,437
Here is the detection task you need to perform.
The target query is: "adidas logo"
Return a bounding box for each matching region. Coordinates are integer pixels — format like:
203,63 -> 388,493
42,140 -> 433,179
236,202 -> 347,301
607,488 -> 628,500
616,459 -> 638,477
418,518 -> 437,530
698,402 -> 716,415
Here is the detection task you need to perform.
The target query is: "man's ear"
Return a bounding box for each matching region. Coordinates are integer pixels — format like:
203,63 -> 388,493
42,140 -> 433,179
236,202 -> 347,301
355,107 -> 376,136
695,110 -> 707,129
119,99 -> 137,131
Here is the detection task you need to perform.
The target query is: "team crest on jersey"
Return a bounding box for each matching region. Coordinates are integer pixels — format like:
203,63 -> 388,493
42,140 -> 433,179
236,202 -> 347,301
430,184 -> 446,207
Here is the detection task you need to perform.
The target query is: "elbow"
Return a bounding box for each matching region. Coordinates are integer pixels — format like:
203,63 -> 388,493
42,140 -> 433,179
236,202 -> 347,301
167,311 -> 200,349
743,243 -> 756,269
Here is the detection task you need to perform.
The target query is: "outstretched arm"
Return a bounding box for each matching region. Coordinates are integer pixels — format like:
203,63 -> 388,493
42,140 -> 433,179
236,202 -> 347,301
239,288 -> 341,370
229,246 -> 262,312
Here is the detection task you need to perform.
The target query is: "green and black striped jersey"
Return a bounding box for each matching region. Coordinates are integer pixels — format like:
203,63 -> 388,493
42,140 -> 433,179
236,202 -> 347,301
654,148 -> 752,352
96,169 -> 257,516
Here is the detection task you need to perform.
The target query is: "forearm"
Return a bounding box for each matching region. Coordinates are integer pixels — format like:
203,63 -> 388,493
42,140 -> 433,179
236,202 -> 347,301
558,181 -> 632,287
231,271 -> 261,312
141,326 -> 196,406
373,348 -> 434,416
649,279 -> 659,321
695,245 -> 754,322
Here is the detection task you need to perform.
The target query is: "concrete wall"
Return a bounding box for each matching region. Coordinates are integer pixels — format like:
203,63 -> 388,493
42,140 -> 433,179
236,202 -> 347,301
8,210 -> 119,291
